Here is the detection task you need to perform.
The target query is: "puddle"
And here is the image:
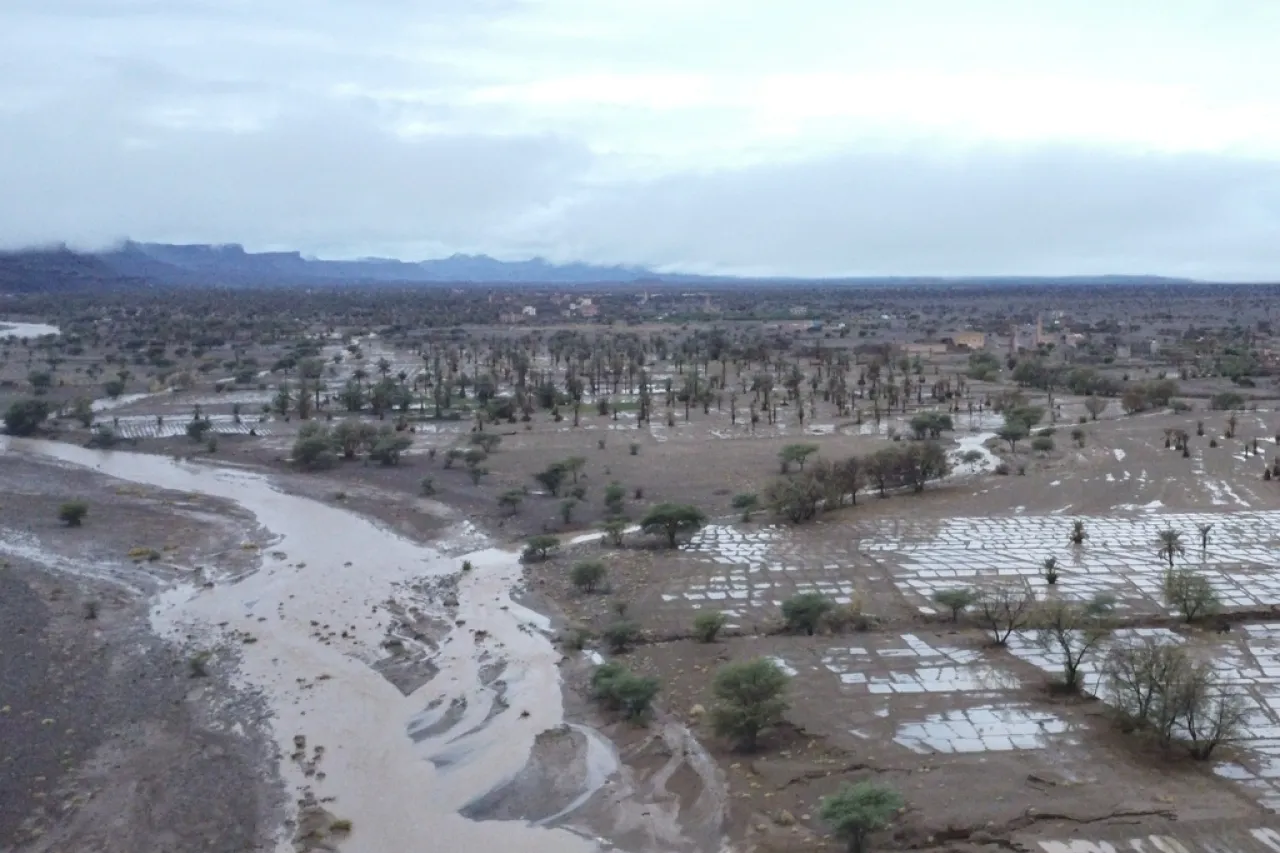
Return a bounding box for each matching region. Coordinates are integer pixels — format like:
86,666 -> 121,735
0,436 -> 601,853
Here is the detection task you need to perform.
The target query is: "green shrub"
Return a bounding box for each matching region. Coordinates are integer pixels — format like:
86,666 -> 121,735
640,503 -> 707,547
601,620 -> 642,653
369,431 -> 412,466
708,658 -> 789,751
4,398 -> 50,436
693,611 -> 728,643
570,560 -> 607,593
781,592 -> 834,635
591,662 -> 659,720
186,417 -> 212,442
58,500 -> 88,527
560,498 -> 578,524
931,588 -> 976,621
292,422 -> 337,470
521,534 -> 559,563
604,482 -> 627,515
731,493 -> 760,521
1163,568 -> 1221,622
822,601 -> 872,633
820,781 -> 905,853
1209,391 -> 1247,411
562,627 -> 592,651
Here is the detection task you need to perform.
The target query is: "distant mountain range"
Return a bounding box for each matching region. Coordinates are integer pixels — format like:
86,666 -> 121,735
0,247 -> 140,294
0,241 -> 1202,292
95,241 -> 705,286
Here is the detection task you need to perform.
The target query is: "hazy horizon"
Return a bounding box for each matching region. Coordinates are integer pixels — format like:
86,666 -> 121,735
4,1 -> 1280,280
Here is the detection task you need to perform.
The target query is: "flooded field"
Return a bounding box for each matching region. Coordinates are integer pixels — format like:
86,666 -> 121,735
8,313 -> 1280,853
866,509 -> 1280,612
0,319 -> 60,338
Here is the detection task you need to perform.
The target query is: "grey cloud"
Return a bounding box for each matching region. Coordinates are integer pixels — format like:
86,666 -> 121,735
533,146 -> 1280,280
0,87 -> 592,253
5,0 -> 1280,280
0,0 -> 589,254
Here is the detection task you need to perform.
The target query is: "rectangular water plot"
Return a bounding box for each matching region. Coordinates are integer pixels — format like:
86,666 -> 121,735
821,633 -> 1021,695
856,510 -> 1280,614
894,706 -> 1071,754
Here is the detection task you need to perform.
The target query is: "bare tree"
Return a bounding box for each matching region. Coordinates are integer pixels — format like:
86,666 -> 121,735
974,585 -> 1035,646
1104,637 -> 1189,737
1182,677 -> 1247,760
1104,637 -> 1245,758
1034,593 -> 1115,691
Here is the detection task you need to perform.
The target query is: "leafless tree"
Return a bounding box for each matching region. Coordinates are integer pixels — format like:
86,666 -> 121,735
974,585 -> 1035,646
1034,592 -> 1115,691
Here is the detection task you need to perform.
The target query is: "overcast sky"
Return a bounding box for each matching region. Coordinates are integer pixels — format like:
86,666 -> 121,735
3,0 -> 1280,279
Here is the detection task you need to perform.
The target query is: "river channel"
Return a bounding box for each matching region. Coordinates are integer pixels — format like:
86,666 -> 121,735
0,436 -> 603,853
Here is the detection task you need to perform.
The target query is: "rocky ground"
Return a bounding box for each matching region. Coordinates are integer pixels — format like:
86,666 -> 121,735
0,454 -> 281,853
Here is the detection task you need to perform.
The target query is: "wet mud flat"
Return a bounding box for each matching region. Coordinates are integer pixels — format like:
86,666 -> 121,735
0,454 -> 280,853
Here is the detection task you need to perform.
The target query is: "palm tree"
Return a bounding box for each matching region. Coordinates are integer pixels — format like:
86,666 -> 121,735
1069,519 -> 1087,545
1157,529 -> 1185,569
1198,523 -> 1213,555
1042,556 -> 1060,585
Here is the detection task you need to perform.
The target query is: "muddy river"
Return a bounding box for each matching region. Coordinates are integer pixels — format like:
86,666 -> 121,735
0,437 -> 604,853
